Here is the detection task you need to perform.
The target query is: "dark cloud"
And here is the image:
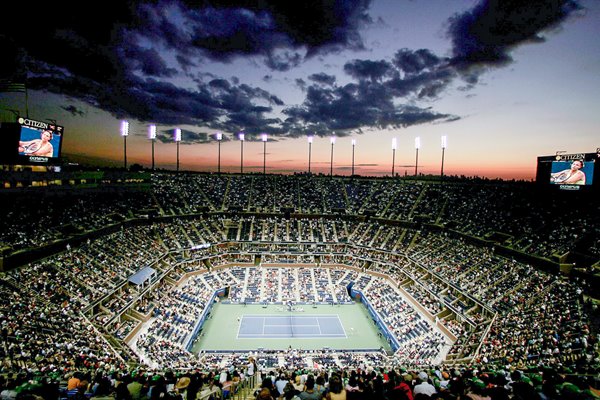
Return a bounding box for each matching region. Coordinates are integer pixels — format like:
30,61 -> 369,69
264,51 -> 303,71
208,79 -> 231,91
283,78 -> 457,135
155,128 -> 179,144
343,59 -> 393,81
155,128 -> 211,144
184,7 -> 290,60
176,54 -> 198,72
19,57 -> 286,136
60,105 -> 86,117
393,105 -> 456,127
308,73 -> 337,86
121,38 -> 178,78
447,0 -> 583,74
263,1 -> 373,54
281,46 -> 464,135
295,78 -> 307,91
393,48 -> 444,74
137,0 -> 373,64
269,95 -> 285,106
386,67 -> 455,99
181,130 -> 210,144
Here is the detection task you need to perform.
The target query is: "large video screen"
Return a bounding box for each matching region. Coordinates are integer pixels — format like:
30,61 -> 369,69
537,152 -> 600,192
16,118 -> 64,164
549,159 -> 593,186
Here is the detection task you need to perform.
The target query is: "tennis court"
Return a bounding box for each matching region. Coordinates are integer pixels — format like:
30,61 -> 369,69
191,303 -> 391,352
238,315 -> 346,339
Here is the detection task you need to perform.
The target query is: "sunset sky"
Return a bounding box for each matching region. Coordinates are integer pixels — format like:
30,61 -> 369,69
1,0 -> 599,179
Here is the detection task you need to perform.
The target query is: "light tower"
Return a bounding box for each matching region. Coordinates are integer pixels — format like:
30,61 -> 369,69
120,120 -> 129,170
174,128 -> 181,172
351,139 -> 356,176
261,133 -> 268,175
216,132 -> 223,174
239,132 -> 245,174
441,135 -> 447,180
148,125 -> 156,171
391,137 -> 397,176
330,135 -> 336,176
414,136 -> 421,176
307,136 -> 313,173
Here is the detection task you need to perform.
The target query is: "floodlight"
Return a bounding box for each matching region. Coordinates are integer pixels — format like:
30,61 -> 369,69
120,120 -> 129,137
148,125 -> 156,140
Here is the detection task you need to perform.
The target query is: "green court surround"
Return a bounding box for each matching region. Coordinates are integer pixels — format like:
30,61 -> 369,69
191,302 -> 392,352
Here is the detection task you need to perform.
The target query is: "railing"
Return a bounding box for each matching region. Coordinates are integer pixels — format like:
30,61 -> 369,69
196,374 -> 259,400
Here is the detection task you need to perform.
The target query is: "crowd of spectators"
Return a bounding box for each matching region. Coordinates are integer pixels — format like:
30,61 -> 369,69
1,221 -> 596,371
1,360 -> 598,400
0,276 -> 127,373
0,172 -> 598,392
2,173 -> 599,264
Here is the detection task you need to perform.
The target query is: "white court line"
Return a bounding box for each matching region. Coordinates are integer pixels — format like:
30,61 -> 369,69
237,333 -> 346,338
334,314 -> 348,338
236,315 -> 242,339
237,315 -> 347,338
240,314 -> 340,318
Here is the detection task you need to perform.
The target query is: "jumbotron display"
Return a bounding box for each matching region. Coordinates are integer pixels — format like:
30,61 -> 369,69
536,151 -> 600,192
0,117 -> 64,165
17,117 -> 64,164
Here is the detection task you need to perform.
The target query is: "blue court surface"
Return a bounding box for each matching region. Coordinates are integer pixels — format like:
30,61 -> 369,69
237,315 -> 347,339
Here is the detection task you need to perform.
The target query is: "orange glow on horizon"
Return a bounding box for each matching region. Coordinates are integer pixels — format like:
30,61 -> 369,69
63,146 -> 538,181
